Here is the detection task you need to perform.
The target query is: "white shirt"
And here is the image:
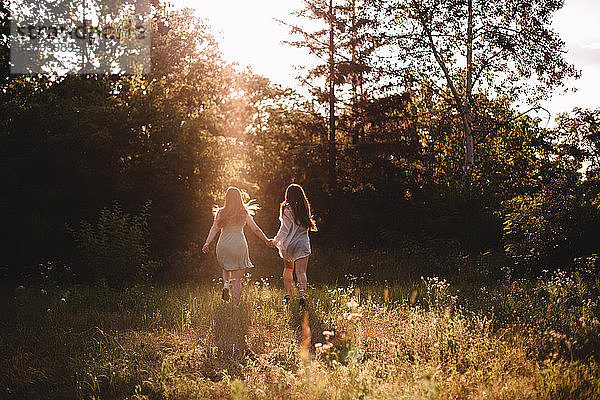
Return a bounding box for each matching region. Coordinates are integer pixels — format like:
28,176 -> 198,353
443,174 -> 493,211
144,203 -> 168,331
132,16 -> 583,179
273,205 -> 311,261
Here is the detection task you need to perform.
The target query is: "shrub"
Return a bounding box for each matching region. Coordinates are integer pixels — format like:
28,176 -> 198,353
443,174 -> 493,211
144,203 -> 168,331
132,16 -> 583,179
68,201 -> 160,286
501,188 -> 600,271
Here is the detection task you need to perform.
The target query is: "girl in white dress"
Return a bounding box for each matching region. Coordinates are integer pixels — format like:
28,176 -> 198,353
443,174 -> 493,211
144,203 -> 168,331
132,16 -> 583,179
270,184 -> 317,307
202,187 -> 272,306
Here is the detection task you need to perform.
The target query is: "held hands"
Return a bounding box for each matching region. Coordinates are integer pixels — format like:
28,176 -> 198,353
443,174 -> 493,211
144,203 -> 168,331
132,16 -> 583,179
202,242 -> 210,253
266,238 -> 276,248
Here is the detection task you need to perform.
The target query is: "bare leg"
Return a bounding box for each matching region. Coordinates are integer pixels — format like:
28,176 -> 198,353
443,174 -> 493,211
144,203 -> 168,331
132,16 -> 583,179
294,256 -> 309,298
282,260 -> 294,297
221,269 -> 232,301
222,269 -> 231,287
231,269 -> 246,306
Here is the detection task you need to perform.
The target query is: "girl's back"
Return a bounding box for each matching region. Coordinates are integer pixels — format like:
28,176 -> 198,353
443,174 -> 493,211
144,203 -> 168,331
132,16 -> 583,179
274,205 -> 311,261
213,195 -> 254,271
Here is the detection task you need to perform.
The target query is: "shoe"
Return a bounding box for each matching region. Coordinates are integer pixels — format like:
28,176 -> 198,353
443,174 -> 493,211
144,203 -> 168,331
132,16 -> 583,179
222,288 -> 230,302
299,296 -> 306,309
283,294 -> 290,305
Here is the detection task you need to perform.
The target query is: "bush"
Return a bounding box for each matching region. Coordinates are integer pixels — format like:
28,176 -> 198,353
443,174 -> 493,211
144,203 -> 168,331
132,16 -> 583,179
68,201 -> 160,286
501,184 -> 600,271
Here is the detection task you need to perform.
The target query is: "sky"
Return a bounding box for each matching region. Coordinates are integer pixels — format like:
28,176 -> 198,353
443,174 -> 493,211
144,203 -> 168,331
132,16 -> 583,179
544,0 -> 600,121
173,0 -> 600,123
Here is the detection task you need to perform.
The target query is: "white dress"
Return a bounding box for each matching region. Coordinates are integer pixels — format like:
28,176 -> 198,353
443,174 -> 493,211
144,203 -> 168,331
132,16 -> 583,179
216,221 -> 254,271
273,205 -> 311,261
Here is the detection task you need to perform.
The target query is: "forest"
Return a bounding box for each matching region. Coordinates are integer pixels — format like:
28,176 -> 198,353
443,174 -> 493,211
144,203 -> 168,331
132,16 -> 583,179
1,0 -> 599,398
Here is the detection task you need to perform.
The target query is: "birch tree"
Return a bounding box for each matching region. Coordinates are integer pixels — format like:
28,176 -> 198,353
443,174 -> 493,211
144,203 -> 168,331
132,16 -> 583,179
376,0 -> 577,184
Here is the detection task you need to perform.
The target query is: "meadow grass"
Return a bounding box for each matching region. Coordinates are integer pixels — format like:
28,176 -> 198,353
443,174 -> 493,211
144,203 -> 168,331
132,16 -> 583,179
1,270 -> 599,399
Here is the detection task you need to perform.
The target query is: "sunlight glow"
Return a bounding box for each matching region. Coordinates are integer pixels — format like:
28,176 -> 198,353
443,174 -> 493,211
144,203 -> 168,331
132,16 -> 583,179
171,0 -> 309,87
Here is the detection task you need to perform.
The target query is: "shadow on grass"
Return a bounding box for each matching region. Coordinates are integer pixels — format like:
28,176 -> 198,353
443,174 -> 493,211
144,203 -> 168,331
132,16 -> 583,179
201,301 -> 252,379
285,297 -> 328,358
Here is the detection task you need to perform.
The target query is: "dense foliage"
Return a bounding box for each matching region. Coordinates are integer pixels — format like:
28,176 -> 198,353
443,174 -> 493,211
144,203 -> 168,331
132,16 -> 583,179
0,1 -> 599,285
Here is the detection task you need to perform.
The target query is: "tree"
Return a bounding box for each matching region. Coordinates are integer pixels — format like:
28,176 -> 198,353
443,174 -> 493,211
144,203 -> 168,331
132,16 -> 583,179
499,108 -> 600,269
335,0 -> 379,144
375,0 -> 577,184
554,108 -> 600,178
0,2 -> 250,276
278,0 -> 339,187
0,0 -> 9,79
278,0 -> 378,188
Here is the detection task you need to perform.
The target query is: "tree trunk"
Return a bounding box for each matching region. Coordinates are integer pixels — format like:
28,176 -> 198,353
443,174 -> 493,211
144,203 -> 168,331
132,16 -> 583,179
464,0 -> 474,185
350,0 -> 359,145
423,9 -> 474,187
328,0 -> 337,188
462,110 -> 474,185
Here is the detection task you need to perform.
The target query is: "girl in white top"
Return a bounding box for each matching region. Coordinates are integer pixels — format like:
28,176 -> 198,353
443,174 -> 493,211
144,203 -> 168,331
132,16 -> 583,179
270,184 -> 317,307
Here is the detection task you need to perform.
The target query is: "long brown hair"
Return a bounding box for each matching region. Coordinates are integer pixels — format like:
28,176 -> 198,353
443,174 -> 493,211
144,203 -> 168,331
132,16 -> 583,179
280,184 -> 317,232
213,187 -> 259,227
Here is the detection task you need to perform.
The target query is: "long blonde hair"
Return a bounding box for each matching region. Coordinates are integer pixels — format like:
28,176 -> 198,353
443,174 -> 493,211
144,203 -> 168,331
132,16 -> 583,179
213,187 -> 259,227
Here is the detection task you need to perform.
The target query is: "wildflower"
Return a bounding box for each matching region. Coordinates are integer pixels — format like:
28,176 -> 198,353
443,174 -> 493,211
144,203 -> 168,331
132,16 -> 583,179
347,299 -> 359,309
322,330 -> 334,339
343,312 -> 363,320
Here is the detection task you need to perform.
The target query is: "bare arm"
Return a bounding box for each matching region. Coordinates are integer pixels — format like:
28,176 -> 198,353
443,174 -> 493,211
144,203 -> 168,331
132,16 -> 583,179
202,212 -> 221,253
246,214 -> 272,245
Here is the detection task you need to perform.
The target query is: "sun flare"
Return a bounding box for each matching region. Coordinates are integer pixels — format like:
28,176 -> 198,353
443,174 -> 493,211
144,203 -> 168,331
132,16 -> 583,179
171,0 -> 308,87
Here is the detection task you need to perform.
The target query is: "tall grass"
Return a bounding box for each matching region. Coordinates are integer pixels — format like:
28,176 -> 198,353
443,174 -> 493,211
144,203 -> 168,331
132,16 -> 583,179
1,269 -> 599,399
